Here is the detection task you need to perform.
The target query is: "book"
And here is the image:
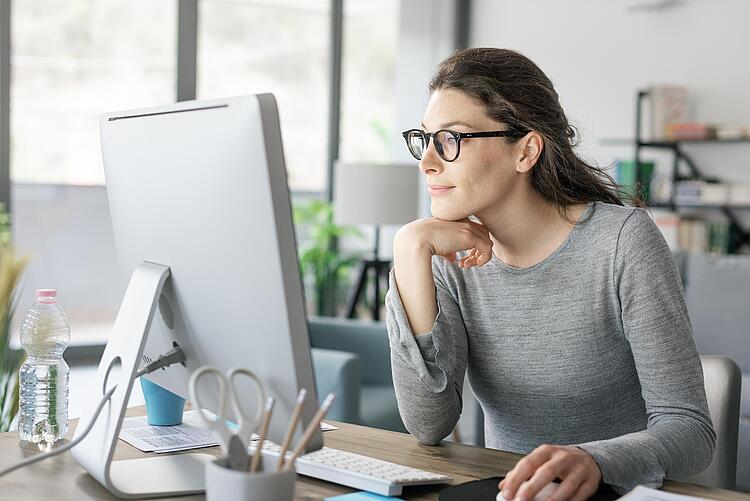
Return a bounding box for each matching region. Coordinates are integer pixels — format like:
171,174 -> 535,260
649,85 -> 689,141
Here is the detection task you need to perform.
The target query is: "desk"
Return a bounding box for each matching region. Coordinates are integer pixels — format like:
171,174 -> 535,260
0,407 -> 748,500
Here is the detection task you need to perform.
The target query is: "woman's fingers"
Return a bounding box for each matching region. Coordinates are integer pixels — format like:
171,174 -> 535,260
569,479 -> 600,501
439,252 -> 457,263
420,217 -> 494,268
543,466 -> 587,501
457,223 -> 493,268
459,247 -> 493,269
501,445 -> 556,499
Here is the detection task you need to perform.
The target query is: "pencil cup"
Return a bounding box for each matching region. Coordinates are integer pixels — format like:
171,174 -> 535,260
141,377 -> 185,426
205,456 -> 296,501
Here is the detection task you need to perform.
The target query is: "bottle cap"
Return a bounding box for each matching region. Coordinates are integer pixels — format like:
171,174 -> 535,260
36,289 -> 57,298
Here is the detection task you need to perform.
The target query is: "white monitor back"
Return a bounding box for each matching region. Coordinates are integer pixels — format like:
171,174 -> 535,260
101,94 -> 321,451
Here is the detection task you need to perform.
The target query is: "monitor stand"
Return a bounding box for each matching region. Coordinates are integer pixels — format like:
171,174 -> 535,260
71,261 -> 213,499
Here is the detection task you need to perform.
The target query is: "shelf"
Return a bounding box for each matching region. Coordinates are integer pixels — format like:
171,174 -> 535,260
648,203 -> 750,210
601,138 -> 750,147
639,138 -> 750,148
633,89 -> 750,252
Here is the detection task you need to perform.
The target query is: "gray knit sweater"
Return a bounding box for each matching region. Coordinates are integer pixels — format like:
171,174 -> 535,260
385,202 -> 715,494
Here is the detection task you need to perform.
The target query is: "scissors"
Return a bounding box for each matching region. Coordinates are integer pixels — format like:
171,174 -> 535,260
188,366 -> 267,471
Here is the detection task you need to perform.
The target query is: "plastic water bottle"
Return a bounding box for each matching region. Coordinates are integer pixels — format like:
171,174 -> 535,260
18,289 -> 71,445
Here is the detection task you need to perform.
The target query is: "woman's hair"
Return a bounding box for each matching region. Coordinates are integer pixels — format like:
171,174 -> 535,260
429,48 -> 627,219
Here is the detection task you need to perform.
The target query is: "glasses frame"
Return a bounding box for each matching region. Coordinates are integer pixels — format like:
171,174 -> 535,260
401,128 -> 521,162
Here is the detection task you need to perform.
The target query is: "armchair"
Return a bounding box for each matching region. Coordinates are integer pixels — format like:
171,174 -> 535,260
308,316 -> 406,433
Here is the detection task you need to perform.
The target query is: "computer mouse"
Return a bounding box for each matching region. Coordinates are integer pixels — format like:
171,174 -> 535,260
497,481 -> 560,501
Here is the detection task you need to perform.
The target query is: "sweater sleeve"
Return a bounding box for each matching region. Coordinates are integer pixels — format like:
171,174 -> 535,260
385,257 -> 469,445
576,209 -> 716,495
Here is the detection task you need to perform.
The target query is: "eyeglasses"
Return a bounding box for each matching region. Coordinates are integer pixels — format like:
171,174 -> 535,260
402,128 -> 521,162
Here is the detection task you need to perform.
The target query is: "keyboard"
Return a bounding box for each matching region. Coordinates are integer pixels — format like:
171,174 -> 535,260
253,440 -> 453,496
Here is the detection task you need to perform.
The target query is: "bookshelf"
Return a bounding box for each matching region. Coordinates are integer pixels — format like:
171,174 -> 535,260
632,90 -> 750,253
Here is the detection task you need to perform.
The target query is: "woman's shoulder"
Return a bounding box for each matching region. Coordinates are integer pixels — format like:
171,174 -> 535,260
568,202 -> 666,264
586,201 -> 643,226
587,202 -> 670,264
582,202 -> 657,239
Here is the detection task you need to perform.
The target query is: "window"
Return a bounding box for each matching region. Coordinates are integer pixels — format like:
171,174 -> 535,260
9,0 -> 177,338
197,0 -> 331,192
338,0 -> 399,164
10,0 -> 177,185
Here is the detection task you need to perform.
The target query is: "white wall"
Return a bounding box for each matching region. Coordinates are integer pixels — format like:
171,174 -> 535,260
394,0 -> 458,221
470,0 -> 750,213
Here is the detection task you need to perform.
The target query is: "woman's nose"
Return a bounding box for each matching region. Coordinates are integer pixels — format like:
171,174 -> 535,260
418,140 -> 443,175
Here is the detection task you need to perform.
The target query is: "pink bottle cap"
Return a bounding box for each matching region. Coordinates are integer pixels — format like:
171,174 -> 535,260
36,289 -> 58,298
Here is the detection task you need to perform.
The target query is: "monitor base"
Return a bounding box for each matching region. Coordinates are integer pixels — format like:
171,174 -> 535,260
107,454 -> 213,498
71,262 -> 207,498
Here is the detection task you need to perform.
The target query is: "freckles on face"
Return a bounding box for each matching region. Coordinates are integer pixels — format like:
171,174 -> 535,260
429,150 -> 516,220
420,89 -> 517,220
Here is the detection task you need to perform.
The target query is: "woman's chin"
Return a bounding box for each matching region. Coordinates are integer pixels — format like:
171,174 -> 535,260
430,202 -> 472,221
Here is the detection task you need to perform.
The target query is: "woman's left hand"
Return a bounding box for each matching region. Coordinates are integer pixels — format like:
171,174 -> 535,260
498,444 -> 601,501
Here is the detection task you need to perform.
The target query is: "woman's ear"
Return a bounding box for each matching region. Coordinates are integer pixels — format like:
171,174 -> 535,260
515,131 -> 543,173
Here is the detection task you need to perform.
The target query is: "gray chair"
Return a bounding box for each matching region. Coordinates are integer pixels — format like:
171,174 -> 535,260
680,355 -> 742,490
683,253 -> 750,490
308,316 -> 406,432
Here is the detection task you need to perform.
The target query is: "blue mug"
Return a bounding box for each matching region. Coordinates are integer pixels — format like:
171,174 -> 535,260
140,378 -> 185,426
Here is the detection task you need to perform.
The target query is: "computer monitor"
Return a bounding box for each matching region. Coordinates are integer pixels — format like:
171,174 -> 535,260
72,94 -> 321,498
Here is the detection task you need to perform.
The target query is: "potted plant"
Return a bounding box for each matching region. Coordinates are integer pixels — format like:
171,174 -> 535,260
0,204 -> 28,432
293,199 -> 363,317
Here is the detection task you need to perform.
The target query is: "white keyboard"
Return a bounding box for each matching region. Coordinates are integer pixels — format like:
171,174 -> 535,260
253,441 -> 452,496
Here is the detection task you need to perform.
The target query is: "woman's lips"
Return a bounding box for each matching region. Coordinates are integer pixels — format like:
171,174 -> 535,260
428,185 -> 455,196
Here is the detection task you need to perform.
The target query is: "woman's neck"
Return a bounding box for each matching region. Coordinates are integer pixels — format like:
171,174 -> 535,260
476,189 -> 587,269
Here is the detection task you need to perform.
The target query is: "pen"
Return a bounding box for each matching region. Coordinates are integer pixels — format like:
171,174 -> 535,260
276,388 -> 307,470
249,396 -> 275,473
283,393 -> 335,472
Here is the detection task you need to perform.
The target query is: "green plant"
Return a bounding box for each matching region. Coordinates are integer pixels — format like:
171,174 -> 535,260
0,204 -> 28,432
293,199 -> 363,317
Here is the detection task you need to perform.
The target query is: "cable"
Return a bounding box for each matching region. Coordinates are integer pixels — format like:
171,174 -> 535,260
0,347 -> 186,479
0,385 -> 117,478
136,346 -> 186,378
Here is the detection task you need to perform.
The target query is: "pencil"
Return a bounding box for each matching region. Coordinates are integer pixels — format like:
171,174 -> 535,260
283,393 -> 335,472
276,388 -> 307,470
249,396 -> 275,473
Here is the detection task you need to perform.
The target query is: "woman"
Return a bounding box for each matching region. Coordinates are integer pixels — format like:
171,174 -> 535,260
386,48 -> 715,501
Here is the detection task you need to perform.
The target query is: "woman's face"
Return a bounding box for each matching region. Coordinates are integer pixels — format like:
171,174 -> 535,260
419,88 -> 524,221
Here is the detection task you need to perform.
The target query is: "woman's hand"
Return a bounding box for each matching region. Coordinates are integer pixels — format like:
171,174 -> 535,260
392,217 -> 493,335
498,445 -> 601,501
395,217 -> 494,269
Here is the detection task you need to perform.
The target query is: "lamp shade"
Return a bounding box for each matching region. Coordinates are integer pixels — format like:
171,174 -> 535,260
333,163 -> 420,225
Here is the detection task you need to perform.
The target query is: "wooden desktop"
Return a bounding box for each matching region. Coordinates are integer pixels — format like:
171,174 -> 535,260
0,406 -> 748,500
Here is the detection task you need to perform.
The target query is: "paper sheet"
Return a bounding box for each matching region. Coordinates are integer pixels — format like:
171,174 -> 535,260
119,410 -> 338,454
618,486 -> 712,501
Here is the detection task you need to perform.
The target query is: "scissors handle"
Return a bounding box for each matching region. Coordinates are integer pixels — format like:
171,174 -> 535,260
188,366 -> 232,445
226,367 -> 267,441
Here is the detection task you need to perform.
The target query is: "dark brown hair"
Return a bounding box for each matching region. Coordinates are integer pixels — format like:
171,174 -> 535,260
429,48 -> 627,219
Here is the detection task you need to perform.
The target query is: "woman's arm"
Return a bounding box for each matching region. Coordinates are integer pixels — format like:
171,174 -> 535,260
386,266 -> 466,444
392,229 -> 438,335
575,209 -> 716,494
386,218 -> 493,444
392,218 -> 493,334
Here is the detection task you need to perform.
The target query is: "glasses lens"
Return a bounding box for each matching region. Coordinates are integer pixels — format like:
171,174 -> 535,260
435,131 -> 459,161
406,131 -> 426,160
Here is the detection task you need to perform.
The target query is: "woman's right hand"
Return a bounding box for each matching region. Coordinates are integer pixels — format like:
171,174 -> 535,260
395,218 -> 494,269
392,218 -> 493,335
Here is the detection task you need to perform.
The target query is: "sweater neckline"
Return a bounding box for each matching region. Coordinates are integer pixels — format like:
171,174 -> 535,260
489,201 -> 596,274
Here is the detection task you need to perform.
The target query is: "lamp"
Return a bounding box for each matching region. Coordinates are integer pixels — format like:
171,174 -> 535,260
334,163 -> 419,320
